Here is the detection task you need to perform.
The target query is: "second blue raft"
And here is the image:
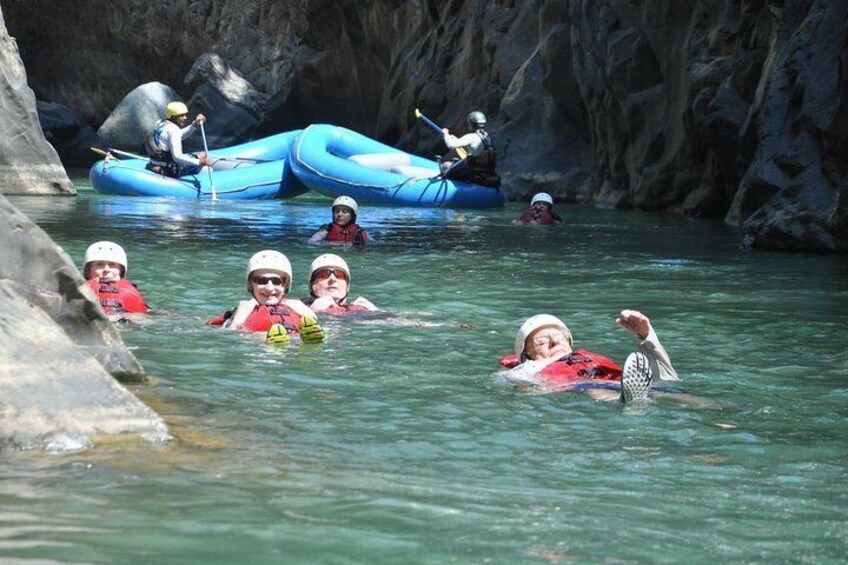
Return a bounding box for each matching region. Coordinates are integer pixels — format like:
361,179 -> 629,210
289,124 -> 505,208
89,130 -> 308,200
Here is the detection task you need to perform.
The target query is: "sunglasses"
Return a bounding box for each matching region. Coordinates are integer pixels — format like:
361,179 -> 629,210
252,275 -> 285,286
313,268 -> 347,281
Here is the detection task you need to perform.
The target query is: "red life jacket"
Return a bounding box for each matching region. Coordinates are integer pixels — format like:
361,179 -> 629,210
325,222 -> 367,244
239,303 -> 303,334
517,208 -> 561,225
87,278 -> 149,314
499,349 -> 622,386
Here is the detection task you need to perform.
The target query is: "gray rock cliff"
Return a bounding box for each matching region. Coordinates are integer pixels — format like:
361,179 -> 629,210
0,4 -> 74,195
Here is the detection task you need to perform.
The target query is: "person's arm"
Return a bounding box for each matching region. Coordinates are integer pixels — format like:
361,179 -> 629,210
616,309 -> 678,381
307,296 -> 337,313
226,299 -> 257,330
443,132 -> 482,153
284,298 -> 318,319
309,226 -> 329,244
351,297 -> 379,311
165,124 -> 202,168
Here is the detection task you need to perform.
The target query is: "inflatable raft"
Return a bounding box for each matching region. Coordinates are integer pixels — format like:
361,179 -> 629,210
89,130 -> 308,200
289,124 -> 505,208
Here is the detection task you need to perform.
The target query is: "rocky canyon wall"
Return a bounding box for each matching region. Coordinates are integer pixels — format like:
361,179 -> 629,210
3,0 -> 846,251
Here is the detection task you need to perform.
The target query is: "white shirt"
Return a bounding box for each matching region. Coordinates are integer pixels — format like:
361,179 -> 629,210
443,131 -> 486,157
153,120 -> 200,168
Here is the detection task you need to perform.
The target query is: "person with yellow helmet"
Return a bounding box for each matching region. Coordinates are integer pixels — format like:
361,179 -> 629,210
513,192 -> 563,225
301,254 -> 379,314
499,310 -> 679,403
206,250 -> 325,343
144,101 -> 213,177
309,196 -> 370,245
82,241 -> 149,316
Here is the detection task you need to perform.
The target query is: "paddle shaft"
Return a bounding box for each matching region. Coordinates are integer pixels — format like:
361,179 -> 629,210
416,110 -> 444,135
107,147 -> 148,160
199,122 -> 217,201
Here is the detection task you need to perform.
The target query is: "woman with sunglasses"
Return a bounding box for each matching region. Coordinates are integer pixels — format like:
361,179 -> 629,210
499,310 -> 680,403
301,254 -> 378,315
208,250 -> 324,340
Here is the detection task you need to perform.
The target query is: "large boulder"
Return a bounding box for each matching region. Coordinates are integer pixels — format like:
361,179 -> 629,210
184,52 -> 269,150
0,280 -> 170,451
0,5 -> 74,195
0,193 -> 168,450
0,194 -> 145,382
97,81 -> 180,152
37,100 -> 108,167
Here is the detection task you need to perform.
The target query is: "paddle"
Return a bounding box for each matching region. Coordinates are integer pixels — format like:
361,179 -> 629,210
199,121 -> 217,201
414,108 -> 468,160
90,147 -> 118,159
96,146 -> 269,165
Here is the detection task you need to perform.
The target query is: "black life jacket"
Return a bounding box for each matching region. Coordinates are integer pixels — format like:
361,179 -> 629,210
468,131 -> 497,175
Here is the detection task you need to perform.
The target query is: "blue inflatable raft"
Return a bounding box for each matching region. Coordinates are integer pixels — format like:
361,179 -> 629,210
289,124 -> 505,208
89,131 -> 307,200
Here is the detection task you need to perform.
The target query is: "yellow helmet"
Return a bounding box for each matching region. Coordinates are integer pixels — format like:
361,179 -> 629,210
165,101 -> 189,119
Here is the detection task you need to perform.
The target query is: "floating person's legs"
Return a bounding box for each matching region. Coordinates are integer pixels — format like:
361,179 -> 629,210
620,352 -> 653,403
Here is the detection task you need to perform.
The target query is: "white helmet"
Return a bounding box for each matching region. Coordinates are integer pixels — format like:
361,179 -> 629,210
531,192 -> 554,206
515,314 -> 573,360
332,195 -> 358,215
246,250 -> 293,294
467,111 -> 487,128
84,241 -> 128,277
308,253 -> 351,297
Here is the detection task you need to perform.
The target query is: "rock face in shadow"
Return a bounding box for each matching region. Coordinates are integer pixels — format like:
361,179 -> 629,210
0,5 -> 74,195
37,101 -> 108,167
5,0 -> 846,251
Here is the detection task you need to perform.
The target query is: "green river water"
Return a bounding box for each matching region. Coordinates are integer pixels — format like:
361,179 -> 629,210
3,176 -> 848,563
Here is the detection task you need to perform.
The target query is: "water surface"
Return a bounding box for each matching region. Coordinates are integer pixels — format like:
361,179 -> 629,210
3,177 -> 847,563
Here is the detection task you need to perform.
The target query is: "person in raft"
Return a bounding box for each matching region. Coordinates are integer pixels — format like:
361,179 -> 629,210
439,111 -> 500,188
207,250 -> 325,343
309,196 -> 369,245
144,101 -> 213,178
82,241 -> 149,315
499,310 -> 679,402
513,192 -> 563,226
300,254 -> 379,315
